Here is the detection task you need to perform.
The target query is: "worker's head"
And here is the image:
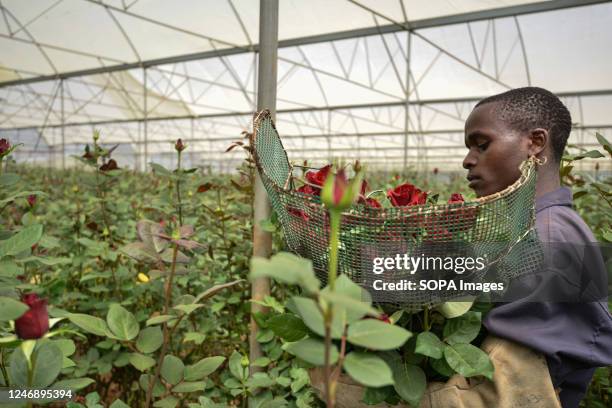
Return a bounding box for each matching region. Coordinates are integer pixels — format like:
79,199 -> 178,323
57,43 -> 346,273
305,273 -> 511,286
463,87 -> 571,197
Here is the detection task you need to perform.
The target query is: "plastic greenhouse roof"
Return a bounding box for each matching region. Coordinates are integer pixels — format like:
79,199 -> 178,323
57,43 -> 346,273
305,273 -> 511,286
0,0 -> 611,171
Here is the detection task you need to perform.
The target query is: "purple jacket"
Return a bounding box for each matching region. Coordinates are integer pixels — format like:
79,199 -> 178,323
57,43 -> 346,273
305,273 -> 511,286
483,187 -> 612,408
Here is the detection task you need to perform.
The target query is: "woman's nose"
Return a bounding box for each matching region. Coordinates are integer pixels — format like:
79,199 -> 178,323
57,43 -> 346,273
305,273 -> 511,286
463,149 -> 477,170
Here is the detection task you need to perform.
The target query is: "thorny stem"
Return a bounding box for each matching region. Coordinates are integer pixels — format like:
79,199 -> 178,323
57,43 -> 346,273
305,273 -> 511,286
145,244 -> 179,408
328,211 -> 341,291
323,209 -> 342,408
331,326 -> 349,383
176,151 -> 183,226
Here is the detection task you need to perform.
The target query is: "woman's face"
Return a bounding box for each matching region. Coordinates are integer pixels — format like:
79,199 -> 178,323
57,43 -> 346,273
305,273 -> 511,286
463,102 -> 531,197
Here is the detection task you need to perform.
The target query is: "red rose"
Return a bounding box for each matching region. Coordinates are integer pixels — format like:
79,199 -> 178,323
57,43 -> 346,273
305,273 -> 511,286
288,207 -> 309,222
0,138 -> 10,155
361,197 -> 382,208
305,165 -> 332,187
15,293 -> 49,340
27,195 -> 37,208
356,180 -> 382,208
387,183 -> 427,207
448,193 -> 464,204
99,159 -> 119,172
297,184 -> 319,196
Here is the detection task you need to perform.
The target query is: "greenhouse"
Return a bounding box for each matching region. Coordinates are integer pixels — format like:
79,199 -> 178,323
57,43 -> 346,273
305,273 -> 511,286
0,1 -> 610,407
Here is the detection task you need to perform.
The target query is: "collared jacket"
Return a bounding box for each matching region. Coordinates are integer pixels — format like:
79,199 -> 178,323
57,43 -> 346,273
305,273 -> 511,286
484,187 -> 612,407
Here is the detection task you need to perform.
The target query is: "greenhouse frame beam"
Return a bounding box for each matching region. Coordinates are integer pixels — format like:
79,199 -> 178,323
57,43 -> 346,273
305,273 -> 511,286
3,89 -> 611,132
0,0 -> 607,89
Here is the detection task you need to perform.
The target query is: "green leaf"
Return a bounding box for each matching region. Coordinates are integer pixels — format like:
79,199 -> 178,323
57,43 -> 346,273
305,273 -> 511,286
129,353 -> 156,371
343,352 -> 393,387
293,296 -> 337,339
0,296 -> 29,321
31,342 -> 63,387
415,331 -> 445,359
444,343 -> 494,380
146,315 -> 175,326
229,351 -> 248,381
283,338 -> 338,366
0,224 -> 43,257
150,162 -> 173,176
319,291 -> 380,322
53,378 -> 95,391
109,399 -> 131,408
52,339 -> 76,357
443,311 -> 481,345
347,319 -> 412,350
8,347 -> 28,386
161,355 -> 184,385
68,313 -> 109,337
133,327 -> 162,354
139,374 -> 165,397
431,355 -> 454,377
172,381 -> 205,393
153,396 -> 179,408
173,303 -> 204,315
246,372 -> 276,389
596,133 -> 612,156
107,304 -> 139,341
362,386 -> 394,405
0,172 -> 19,186
267,313 -> 308,342
392,363 -> 426,407
184,356 -> 226,381
436,300 -> 474,319
566,150 -> 605,161
193,279 -> 243,303
119,242 -> 159,262
250,252 -> 320,293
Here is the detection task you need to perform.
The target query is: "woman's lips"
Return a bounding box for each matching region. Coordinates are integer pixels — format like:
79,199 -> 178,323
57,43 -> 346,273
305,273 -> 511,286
467,175 -> 481,188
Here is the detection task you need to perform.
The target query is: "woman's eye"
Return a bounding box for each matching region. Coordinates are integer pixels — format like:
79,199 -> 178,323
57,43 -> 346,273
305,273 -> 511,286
477,142 -> 490,151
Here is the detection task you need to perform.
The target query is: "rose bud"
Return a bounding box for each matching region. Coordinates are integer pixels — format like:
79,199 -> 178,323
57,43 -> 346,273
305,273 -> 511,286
377,314 -> 391,324
0,138 -> 10,155
321,168 -> 362,211
433,167 -> 439,175
27,194 -> 37,208
387,183 -> 427,207
175,138 -> 186,152
15,293 -> 49,340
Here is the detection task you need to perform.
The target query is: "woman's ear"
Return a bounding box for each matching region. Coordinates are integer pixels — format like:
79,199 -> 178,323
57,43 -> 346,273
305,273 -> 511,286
528,128 -> 548,157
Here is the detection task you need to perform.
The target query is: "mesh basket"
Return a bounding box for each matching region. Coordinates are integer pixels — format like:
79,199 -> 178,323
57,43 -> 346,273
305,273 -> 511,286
251,110 -> 543,307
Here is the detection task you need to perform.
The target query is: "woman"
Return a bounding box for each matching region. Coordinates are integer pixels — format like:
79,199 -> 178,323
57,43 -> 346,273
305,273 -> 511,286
421,87 -> 612,408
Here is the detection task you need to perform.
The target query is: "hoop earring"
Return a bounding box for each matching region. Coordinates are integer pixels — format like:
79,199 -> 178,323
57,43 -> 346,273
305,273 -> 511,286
532,155 -> 547,166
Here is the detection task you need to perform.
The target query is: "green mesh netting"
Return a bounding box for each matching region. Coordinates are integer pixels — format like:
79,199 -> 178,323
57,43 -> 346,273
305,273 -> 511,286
251,110 -> 543,307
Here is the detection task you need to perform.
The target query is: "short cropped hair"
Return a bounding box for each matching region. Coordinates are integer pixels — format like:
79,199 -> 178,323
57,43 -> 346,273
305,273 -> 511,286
475,87 -> 572,162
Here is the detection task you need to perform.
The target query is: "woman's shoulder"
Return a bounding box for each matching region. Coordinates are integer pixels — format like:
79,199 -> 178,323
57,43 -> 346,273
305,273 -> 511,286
536,204 -> 597,244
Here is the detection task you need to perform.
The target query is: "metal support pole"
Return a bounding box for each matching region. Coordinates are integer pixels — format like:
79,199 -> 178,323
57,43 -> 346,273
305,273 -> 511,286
190,117 -> 195,169
403,32 -> 412,171
143,68 -> 148,172
250,0 -> 278,386
61,79 -> 65,170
